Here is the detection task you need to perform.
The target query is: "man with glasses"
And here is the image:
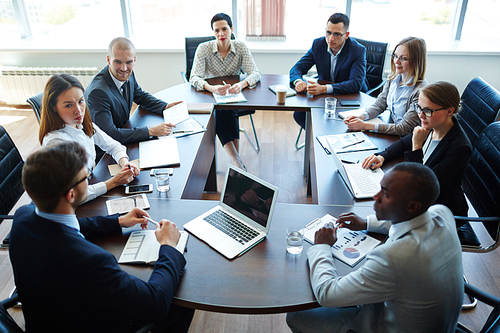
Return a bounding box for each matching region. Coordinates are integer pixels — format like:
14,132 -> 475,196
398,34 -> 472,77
9,141 -> 194,332
289,13 -> 369,129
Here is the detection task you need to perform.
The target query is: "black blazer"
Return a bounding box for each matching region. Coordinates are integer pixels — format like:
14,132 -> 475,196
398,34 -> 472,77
9,205 -> 186,333
378,117 -> 472,216
289,37 -> 369,94
85,65 -> 168,144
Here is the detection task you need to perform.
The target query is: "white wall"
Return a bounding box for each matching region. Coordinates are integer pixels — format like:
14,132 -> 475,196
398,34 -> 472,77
1,50 -> 499,99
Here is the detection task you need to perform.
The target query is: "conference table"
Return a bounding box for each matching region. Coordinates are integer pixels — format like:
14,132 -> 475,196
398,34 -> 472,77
77,74 -> 400,314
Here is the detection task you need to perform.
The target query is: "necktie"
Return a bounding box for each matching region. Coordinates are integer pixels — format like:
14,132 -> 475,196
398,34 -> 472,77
122,81 -> 129,102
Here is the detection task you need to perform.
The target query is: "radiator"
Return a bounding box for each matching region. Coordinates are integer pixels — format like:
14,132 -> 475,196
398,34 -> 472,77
0,67 -> 100,105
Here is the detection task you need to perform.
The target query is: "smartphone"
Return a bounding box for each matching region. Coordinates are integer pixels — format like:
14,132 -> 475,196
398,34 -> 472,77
125,184 -> 153,194
340,100 -> 361,107
150,168 -> 174,176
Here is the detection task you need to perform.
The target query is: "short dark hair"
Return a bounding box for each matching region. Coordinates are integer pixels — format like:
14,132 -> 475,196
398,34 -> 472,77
328,13 -> 350,31
392,162 -> 440,210
22,142 -> 88,212
211,13 -> 232,29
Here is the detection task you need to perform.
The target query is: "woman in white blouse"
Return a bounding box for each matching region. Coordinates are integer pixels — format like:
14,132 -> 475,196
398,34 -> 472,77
344,37 -> 427,136
190,13 -> 261,170
39,74 -> 139,202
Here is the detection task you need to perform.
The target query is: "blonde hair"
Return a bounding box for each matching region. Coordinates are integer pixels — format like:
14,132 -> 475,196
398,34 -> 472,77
389,37 -> 427,87
39,74 -> 94,145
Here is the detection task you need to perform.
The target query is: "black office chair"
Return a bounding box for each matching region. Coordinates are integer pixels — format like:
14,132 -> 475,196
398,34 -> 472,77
0,125 -> 25,248
454,121 -> 500,309
182,35 -> 260,152
0,292 -> 154,333
457,282 -> 500,333
26,92 -> 43,124
353,38 -> 389,97
459,77 -> 500,146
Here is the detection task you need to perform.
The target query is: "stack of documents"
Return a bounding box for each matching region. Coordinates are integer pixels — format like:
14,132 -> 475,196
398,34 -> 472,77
317,132 -> 377,154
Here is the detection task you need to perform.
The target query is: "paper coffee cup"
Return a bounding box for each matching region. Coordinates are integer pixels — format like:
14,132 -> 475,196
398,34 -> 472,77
275,85 -> 287,104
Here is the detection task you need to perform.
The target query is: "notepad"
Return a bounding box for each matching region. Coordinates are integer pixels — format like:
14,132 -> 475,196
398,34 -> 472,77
268,84 -> 297,97
108,158 -> 140,176
139,136 -> 180,169
163,101 -> 189,125
324,132 -> 377,154
303,214 -> 381,267
118,230 -> 188,265
213,92 -> 247,104
106,194 -> 150,215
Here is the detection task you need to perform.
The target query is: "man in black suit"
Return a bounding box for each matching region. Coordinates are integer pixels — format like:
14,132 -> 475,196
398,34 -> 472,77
9,141 -> 194,332
85,37 -> 181,144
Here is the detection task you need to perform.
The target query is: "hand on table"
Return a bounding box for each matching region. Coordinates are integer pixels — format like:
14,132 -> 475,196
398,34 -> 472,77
294,81 -> 307,93
336,212 -> 368,231
306,81 -> 327,96
155,220 -> 181,247
119,207 -> 148,229
149,122 -> 175,137
344,115 -> 369,132
314,222 -> 338,246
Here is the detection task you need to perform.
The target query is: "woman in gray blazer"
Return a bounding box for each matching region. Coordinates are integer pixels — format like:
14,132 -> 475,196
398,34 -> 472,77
344,37 -> 427,136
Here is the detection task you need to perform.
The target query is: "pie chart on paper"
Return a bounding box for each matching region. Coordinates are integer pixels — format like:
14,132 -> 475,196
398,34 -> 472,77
343,247 -> 360,259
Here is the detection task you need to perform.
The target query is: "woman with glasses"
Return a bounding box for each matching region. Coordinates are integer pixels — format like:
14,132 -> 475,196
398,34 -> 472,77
344,37 -> 427,136
39,74 -> 140,202
362,81 -> 472,217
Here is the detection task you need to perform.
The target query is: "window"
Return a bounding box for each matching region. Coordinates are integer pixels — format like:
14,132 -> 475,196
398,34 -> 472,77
460,0 -> 499,41
128,0 -> 232,47
350,0 -> 459,47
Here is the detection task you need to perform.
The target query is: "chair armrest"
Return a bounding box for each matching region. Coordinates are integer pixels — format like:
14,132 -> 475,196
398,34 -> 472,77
465,282 -> 500,307
455,216 -> 500,223
181,71 -> 188,83
0,294 -> 19,310
366,79 -> 386,97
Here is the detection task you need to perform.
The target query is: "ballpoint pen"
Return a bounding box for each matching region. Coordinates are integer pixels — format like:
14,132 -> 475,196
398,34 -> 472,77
172,130 -> 194,134
341,140 -> 365,149
143,216 -> 159,226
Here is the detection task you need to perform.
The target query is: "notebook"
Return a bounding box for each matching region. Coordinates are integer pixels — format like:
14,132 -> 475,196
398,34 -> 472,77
139,136 -> 180,169
326,140 -> 384,199
268,84 -> 297,97
183,165 -> 279,259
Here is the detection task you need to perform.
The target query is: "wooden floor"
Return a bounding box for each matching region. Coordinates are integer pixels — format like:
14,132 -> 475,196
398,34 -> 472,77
0,106 -> 498,332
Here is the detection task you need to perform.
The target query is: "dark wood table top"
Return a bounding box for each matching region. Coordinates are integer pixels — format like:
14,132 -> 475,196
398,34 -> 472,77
79,198 -> 379,314
155,74 -> 374,112
79,75 -> 401,314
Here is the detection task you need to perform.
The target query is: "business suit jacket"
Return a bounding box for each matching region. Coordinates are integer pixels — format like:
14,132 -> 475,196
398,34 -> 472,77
289,37 -> 369,94
9,205 -> 186,333
378,117 -> 472,216
365,79 -> 427,136
85,65 -> 168,144
308,205 -> 463,333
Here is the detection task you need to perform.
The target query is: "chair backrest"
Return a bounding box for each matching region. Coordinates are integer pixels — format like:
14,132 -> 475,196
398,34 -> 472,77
353,38 -> 388,95
462,121 -> 500,239
184,36 -> 217,81
184,34 -> 237,81
27,92 -> 43,124
0,126 -> 24,222
459,77 -> 500,146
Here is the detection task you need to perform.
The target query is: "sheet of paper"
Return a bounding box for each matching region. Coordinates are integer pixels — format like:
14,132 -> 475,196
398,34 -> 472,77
171,117 -> 206,138
325,132 -> 377,154
107,158 -> 140,176
163,101 -> 189,125
212,92 -> 247,104
105,194 -> 150,215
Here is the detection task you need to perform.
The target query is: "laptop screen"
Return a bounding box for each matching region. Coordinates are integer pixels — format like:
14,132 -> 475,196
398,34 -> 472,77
222,167 -> 277,228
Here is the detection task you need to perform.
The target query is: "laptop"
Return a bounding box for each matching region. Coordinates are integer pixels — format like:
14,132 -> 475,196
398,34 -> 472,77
327,140 -> 384,199
183,165 -> 279,259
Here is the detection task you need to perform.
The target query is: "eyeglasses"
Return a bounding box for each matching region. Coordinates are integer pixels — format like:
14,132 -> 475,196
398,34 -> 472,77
391,54 -> 410,63
414,103 -> 447,118
63,168 -> 91,196
325,31 -> 346,38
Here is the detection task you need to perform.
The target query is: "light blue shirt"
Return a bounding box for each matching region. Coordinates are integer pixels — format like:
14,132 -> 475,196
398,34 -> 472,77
35,207 -> 84,238
325,41 -> 346,94
387,74 -> 415,124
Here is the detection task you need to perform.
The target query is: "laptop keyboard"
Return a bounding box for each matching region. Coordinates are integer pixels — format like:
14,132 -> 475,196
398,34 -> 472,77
204,210 -> 259,245
348,167 -> 380,194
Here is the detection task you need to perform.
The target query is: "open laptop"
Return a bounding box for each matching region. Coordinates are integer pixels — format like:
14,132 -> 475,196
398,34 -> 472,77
327,140 -> 384,199
183,165 -> 279,259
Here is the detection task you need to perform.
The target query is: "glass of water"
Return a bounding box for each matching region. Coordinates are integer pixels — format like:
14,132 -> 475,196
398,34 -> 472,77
325,97 -> 339,120
286,226 -> 304,254
154,169 -> 170,192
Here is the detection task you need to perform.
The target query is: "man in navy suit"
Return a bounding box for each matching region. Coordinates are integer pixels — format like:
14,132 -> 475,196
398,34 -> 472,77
85,37 -> 181,144
9,142 -> 194,332
290,13 -> 369,128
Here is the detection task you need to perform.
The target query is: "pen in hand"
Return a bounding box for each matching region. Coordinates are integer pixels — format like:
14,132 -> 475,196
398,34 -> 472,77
143,216 -> 159,226
341,140 -> 365,149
